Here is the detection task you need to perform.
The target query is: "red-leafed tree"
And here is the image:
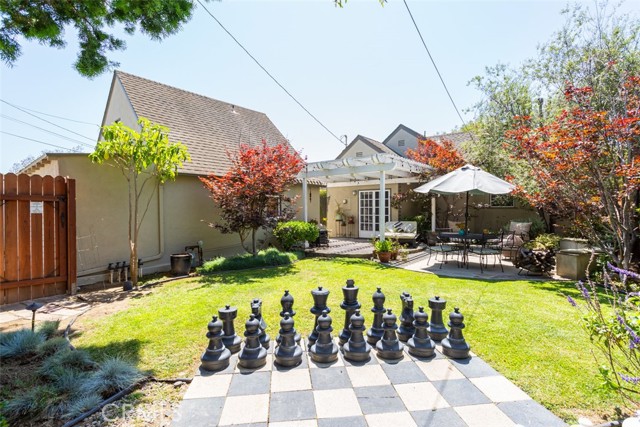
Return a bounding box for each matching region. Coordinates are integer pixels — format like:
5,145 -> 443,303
507,77 -> 640,270
406,138 -> 466,177
404,138 -> 466,225
200,140 -> 304,256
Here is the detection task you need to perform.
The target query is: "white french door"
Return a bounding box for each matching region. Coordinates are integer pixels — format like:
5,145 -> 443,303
358,190 -> 390,238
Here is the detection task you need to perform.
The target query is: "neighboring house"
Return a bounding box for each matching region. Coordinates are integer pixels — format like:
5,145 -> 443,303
21,71 -> 320,286
325,125 -> 536,239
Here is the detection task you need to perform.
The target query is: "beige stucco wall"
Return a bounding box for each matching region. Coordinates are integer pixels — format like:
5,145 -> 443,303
434,193 -> 538,232
287,183 -> 321,223
26,155 -> 323,285
337,139 -> 380,159
384,128 -> 420,157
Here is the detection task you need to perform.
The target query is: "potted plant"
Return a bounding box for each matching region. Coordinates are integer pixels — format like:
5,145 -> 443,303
390,239 -> 401,261
374,239 -> 394,263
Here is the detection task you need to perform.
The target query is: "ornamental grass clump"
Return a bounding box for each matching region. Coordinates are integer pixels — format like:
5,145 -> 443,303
35,320 -> 60,339
81,356 -> 143,397
36,336 -> 70,357
0,329 -> 45,358
2,385 -> 59,419
568,263 -> 640,407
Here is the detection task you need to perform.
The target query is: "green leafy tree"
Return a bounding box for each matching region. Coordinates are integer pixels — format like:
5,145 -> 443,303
89,118 -> 190,284
0,0 -> 195,77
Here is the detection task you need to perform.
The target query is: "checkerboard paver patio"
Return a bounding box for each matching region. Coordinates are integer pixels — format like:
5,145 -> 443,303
171,340 -> 567,427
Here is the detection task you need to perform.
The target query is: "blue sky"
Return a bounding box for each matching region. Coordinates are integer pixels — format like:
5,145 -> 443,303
1,0 -> 637,172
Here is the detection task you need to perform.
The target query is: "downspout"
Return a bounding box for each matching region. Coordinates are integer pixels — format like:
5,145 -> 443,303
78,185 -> 165,277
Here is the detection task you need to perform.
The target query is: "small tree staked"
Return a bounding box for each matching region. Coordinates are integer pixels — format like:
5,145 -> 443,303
199,140 -> 304,256
89,118 -> 190,285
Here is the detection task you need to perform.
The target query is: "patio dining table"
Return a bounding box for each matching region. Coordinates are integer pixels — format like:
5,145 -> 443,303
438,232 -> 499,269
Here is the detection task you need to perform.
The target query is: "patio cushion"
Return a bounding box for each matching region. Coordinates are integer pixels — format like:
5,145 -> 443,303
509,221 -> 532,240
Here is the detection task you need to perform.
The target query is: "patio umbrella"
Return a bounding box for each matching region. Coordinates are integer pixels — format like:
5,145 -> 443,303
413,164 -> 515,232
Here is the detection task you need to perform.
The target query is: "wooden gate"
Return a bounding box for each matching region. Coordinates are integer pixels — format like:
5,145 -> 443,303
0,173 -> 76,305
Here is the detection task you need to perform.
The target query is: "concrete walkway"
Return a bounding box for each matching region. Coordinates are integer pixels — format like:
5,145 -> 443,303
172,339 -> 567,427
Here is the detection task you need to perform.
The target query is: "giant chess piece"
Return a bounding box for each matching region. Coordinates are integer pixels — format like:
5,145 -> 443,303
338,279 -> 361,346
238,314 -> 268,369
398,292 -> 416,342
251,298 -> 270,349
427,296 -> 448,341
308,286 -> 330,348
441,307 -> 471,359
200,315 -> 231,371
407,306 -> 436,358
309,310 -> 339,363
274,312 -> 303,367
375,309 -> 404,360
366,287 -> 386,345
342,309 -> 371,362
219,305 -> 242,353
277,290 -> 301,344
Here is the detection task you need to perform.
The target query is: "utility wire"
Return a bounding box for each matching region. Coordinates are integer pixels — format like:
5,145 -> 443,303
3,103 -> 99,126
196,0 -> 344,146
1,114 -> 95,148
0,99 -> 96,142
0,131 -> 85,152
402,0 -> 469,132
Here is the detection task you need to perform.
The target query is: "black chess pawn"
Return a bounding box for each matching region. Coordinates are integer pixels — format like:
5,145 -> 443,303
398,293 -> 416,342
407,306 -> 436,358
342,309 -> 372,362
274,312 -> 303,367
218,305 -> 242,353
308,286 -> 330,348
238,314 -> 268,369
277,290 -> 301,344
375,309 -> 404,360
309,310 -> 339,363
338,279 -> 361,346
427,296 -> 448,341
200,315 -> 232,371
366,287 -> 386,345
441,307 -> 471,359
251,298 -> 270,349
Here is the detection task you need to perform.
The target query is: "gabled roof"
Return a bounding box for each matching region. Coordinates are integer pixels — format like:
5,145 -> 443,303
107,71 -> 292,176
423,131 -> 473,151
336,135 -> 395,159
381,124 -> 423,147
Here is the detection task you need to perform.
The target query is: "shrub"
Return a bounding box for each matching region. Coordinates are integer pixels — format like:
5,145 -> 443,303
198,248 -> 301,273
81,357 -> 143,397
524,233 -> 561,251
568,264 -> 640,406
0,329 -> 45,358
35,320 -> 60,339
273,221 -> 319,250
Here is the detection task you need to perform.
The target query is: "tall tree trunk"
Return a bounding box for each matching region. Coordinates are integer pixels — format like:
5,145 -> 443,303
252,228 -> 257,256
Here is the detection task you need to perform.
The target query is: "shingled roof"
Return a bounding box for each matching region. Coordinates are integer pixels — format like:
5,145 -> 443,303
425,131 -> 473,151
336,135 -> 395,159
109,71 -> 292,176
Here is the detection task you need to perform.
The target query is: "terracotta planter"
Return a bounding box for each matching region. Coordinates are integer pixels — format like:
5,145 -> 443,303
390,251 -> 398,261
378,251 -> 392,263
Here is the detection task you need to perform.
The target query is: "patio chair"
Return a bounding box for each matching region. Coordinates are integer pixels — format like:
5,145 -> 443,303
426,232 -> 461,269
469,231 -> 504,273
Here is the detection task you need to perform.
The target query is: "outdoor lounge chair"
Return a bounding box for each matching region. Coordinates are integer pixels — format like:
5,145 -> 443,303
380,221 -> 418,247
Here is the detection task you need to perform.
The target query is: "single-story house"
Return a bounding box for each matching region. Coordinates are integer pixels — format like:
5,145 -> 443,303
316,124 -> 537,239
21,71 -> 321,286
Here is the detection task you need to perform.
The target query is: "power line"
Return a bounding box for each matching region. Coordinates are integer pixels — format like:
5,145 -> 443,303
0,99 -> 96,142
3,103 -> 99,126
1,114 -> 95,148
0,131 -> 85,152
402,0 -> 469,131
196,0 -> 344,146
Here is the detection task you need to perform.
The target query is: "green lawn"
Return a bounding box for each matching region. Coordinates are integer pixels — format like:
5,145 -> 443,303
72,257 -> 622,422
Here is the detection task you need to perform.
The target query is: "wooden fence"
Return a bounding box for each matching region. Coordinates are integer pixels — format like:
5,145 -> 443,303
0,173 -> 76,305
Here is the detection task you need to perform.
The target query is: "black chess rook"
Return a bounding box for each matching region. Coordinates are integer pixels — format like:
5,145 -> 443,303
218,304 -> 242,353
